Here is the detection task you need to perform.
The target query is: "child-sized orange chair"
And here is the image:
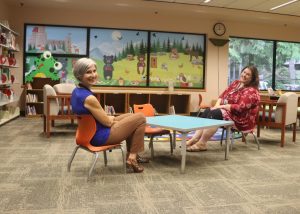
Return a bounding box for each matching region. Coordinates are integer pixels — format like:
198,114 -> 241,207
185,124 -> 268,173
67,115 -> 126,180
133,103 -> 173,159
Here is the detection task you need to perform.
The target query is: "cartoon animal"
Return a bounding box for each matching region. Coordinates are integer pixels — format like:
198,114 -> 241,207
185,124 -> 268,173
169,48 -> 179,59
103,55 -> 114,80
137,54 -> 145,75
178,73 -> 189,87
25,51 -> 62,83
161,63 -> 168,71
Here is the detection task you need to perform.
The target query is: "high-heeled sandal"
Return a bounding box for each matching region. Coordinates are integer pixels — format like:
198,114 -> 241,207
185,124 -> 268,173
126,159 -> 144,173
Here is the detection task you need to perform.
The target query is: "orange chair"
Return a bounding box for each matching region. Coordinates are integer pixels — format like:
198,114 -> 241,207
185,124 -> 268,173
197,94 -> 217,116
67,115 -> 126,180
133,103 -> 173,159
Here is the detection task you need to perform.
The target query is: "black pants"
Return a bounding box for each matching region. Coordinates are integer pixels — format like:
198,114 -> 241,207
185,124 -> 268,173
199,108 -> 223,120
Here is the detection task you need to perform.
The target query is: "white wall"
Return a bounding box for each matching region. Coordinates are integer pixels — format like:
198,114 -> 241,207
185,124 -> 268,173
4,2 -> 300,112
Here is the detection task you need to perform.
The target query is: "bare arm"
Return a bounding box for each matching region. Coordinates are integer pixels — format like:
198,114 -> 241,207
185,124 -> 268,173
211,99 -> 231,111
213,98 -> 222,107
84,95 -> 115,127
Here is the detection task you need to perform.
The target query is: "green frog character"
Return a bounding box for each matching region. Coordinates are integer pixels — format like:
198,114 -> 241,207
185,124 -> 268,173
25,51 -> 62,83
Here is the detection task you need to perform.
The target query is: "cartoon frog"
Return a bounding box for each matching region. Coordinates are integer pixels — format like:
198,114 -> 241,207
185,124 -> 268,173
25,51 -> 62,83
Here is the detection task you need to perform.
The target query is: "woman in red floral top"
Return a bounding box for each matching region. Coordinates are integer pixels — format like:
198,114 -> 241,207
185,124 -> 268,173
187,65 -> 260,152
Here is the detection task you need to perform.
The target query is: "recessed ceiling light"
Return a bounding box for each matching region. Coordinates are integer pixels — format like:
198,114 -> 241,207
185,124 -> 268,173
270,0 -> 298,10
204,0 -> 211,3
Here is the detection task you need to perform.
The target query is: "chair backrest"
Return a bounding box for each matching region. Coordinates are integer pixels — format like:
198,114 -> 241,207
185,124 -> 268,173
76,115 -> 97,149
53,83 -> 76,94
275,92 -> 298,125
133,103 -> 155,117
198,94 -> 203,106
43,84 -> 59,115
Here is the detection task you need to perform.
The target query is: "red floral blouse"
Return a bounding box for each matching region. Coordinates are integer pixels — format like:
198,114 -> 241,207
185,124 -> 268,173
219,80 -> 260,131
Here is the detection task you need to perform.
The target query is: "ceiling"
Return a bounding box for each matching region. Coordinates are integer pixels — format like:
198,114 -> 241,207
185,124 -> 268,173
2,0 -> 300,26
3,0 -> 300,16
145,0 -> 300,17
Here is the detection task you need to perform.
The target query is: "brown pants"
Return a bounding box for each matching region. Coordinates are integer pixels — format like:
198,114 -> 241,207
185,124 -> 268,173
105,113 -> 146,153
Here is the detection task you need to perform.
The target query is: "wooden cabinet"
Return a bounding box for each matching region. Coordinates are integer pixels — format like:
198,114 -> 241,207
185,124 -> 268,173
0,22 -> 20,125
25,77 -> 60,117
93,90 -> 190,115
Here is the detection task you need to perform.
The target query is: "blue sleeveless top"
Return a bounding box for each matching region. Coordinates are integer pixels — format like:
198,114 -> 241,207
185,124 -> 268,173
71,87 -> 110,146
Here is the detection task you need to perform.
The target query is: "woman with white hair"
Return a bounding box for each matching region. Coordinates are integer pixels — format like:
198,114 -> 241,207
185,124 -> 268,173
71,58 -> 147,173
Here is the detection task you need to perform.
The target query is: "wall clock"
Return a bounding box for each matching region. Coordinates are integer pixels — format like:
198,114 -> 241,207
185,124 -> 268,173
213,22 -> 226,36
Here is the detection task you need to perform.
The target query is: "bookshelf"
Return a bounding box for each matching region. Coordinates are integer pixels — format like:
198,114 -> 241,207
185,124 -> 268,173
0,22 -> 20,125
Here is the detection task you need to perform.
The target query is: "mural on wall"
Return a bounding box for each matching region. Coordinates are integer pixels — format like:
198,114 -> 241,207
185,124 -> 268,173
149,32 -> 205,88
89,28 -> 148,87
25,54 -> 80,83
25,51 -> 62,83
25,25 -> 87,55
23,25 -> 206,89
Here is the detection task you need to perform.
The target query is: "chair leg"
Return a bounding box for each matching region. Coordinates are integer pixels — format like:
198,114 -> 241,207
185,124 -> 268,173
230,131 -> 234,150
220,128 -> 225,146
257,125 -> 261,137
103,150 -> 107,166
43,115 -> 46,133
46,118 -> 51,138
88,152 -> 99,180
120,145 -> 126,174
149,136 -> 154,159
241,132 -> 246,143
251,132 -> 260,150
293,123 -> 296,142
280,126 -> 285,147
67,145 -> 80,172
172,131 -> 176,149
241,132 -> 247,144
169,133 -> 173,155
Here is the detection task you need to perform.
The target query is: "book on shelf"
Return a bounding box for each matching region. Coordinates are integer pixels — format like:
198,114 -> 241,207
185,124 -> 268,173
104,105 -> 115,115
26,105 -> 36,115
26,93 -> 38,102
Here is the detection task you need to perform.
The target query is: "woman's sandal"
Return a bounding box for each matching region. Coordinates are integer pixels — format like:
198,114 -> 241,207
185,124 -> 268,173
186,144 -> 207,152
126,159 -> 144,173
186,138 -> 198,147
137,155 -> 150,163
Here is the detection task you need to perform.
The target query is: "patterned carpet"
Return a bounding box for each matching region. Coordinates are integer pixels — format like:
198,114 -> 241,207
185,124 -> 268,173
0,117 -> 300,213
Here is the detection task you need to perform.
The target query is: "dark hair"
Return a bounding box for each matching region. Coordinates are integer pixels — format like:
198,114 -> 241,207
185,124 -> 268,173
241,65 -> 259,88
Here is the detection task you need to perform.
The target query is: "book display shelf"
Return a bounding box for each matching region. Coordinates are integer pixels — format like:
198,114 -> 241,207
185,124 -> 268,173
0,21 -> 20,125
25,77 -> 60,117
93,89 -> 191,116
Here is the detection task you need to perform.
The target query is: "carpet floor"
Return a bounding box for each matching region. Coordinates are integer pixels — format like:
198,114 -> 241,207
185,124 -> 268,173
0,117 -> 300,213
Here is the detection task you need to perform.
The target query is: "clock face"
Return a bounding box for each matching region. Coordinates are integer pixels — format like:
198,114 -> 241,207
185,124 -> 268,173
213,23 -> 226,36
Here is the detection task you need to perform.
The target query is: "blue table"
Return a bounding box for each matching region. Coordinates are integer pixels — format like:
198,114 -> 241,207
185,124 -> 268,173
146,115 -> 234,173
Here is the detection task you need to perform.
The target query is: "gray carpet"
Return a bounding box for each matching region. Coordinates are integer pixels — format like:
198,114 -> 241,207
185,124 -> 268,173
0,117 -> 300,213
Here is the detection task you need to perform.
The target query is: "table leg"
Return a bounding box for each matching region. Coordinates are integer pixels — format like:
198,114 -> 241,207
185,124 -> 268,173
180,133 -> 187,173
173,130 -> 176,149
225,126 -> 230,160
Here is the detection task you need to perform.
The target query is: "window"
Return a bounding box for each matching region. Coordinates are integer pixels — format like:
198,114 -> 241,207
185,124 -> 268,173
229,37 -> 274,90
275,41 -> 300,90
229,37 -> 300,91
